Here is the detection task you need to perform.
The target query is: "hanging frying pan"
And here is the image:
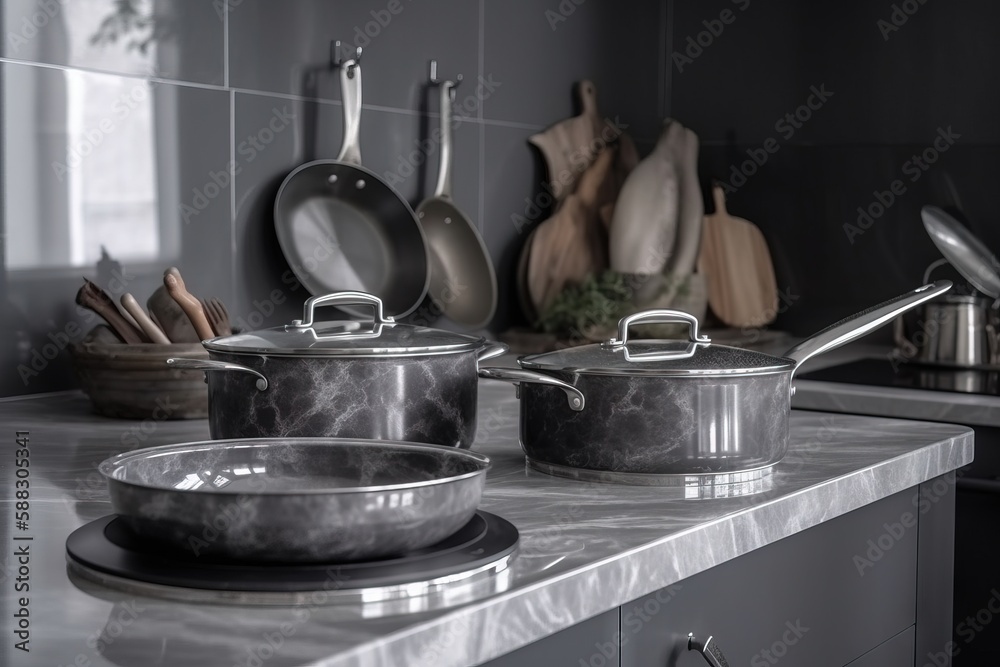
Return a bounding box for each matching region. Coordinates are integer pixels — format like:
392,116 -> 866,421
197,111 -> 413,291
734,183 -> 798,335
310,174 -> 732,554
274,58 -> 429,318
416,75 -> 498,329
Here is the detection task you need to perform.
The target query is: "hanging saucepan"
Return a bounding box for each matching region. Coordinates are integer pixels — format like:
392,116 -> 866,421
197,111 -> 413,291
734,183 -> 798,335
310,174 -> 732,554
167,291 -> 506,448
479,281 -> 951,483
274,57 -> 429,318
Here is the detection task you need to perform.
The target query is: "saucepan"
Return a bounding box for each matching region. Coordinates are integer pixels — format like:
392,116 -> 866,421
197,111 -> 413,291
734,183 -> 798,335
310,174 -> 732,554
479,281 -> 952,483
99,438 -> 490,562
167,291 -> 506,448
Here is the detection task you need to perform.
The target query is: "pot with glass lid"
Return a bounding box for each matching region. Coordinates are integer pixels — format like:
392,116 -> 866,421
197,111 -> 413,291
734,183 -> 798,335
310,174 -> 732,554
167,292 -> 506,448
479,282 -> 951,482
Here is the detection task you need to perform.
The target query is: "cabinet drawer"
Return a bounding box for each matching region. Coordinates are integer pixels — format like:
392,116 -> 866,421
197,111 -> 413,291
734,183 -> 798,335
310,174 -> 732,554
621,489 -> 918,667
482,608 -> 620,667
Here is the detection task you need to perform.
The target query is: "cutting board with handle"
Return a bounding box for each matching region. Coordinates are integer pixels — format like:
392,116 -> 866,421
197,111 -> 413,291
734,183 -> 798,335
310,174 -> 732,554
697,185 -> 779,328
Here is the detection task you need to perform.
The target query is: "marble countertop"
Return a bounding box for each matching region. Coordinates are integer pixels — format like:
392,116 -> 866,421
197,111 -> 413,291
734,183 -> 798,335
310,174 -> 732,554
0,383 -> 973,667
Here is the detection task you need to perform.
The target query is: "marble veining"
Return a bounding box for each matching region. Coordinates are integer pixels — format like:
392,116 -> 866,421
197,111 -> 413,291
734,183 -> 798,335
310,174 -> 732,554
519,371 -> 789,473
208,352 -> 479,448
0,383 -> 973,667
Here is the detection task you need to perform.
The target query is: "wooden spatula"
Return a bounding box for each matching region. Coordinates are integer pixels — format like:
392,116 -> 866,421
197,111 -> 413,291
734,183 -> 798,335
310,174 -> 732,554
163,269 -> 215,340
697,185 -> 779,328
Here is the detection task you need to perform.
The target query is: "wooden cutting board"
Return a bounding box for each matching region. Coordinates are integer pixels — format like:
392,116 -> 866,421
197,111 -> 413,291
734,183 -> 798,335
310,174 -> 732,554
697,185 -> 779,328
529,81 -> 611,205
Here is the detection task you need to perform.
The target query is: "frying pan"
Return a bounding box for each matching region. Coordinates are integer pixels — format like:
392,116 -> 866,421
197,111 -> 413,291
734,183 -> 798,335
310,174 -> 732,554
100,437 -> 490,562
415,79 -> 497,329
274,59 -> 429,318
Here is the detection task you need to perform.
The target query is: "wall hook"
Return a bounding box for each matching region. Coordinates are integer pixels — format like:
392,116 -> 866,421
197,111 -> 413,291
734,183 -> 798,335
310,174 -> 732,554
429,60 -> 462,99
331,40 -> 362,76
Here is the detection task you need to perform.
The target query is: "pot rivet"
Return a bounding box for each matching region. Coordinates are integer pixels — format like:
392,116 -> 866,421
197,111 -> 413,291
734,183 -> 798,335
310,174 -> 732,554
356,179 -> 366,189
327,174 -> 338,185
571,397 -> 581,408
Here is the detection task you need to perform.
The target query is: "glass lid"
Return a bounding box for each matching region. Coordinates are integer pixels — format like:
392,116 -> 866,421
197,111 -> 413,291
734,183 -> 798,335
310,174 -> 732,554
204,292 -> 484,357
520,310 -> 794,377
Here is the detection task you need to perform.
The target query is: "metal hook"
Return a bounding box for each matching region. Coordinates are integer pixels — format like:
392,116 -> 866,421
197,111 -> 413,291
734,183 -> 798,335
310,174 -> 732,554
429,60 -> 463,100
331,40 -> 362,76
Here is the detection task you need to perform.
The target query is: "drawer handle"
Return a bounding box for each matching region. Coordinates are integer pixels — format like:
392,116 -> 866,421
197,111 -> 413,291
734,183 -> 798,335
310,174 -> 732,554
688,633 -> 730,667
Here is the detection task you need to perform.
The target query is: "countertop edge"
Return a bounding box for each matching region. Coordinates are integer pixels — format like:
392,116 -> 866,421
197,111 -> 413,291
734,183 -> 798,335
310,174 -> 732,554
318,428 -> 974,667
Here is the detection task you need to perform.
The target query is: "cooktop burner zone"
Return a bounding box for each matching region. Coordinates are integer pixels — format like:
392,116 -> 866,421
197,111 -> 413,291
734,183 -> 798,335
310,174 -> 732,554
66,511 -> 518,613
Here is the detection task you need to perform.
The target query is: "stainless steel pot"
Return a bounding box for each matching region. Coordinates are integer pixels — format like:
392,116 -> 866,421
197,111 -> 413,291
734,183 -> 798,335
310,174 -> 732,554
895,293 -> 999,367
167,292 -> 506,448
99,438 -> 490,562
479,282 -> 951,484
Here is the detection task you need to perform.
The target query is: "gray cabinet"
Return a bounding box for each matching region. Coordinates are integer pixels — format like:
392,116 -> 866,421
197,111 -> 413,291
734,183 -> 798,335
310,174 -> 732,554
621,488 -> 919,666
484,477 -> 954,667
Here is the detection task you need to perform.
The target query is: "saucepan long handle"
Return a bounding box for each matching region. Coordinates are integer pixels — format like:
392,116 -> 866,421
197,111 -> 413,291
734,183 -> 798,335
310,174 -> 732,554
783,280 -> 952,376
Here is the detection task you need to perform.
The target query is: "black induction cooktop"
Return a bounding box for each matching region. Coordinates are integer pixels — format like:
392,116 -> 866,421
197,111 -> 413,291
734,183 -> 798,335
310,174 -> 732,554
798,358 -> 1000,396
66,511 -> 518,599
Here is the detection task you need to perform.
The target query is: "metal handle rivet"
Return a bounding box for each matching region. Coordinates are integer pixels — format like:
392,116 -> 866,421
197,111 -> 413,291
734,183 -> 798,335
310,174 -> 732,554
327,174 -> 338,185
355,179 -> 366,189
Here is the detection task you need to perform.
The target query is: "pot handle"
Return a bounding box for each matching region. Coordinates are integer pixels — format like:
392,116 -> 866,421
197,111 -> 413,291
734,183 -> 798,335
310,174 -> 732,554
336,57 -> 362,165
477,342 -> 508,364
167,358 -> 268,391
288,292 -> 395,329
602,309 -> 710,362
478,367 -> 585,411
783,280 -> 952,375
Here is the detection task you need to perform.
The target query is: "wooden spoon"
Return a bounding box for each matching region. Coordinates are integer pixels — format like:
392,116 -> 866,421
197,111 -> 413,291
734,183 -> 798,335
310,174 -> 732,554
163,272 -> 215,340
76,282 -> 145,344
121,293 -> 171,344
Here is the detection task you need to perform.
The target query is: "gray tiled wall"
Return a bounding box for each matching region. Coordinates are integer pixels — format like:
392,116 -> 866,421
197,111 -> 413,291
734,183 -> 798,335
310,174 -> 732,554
0,0 -> 665,396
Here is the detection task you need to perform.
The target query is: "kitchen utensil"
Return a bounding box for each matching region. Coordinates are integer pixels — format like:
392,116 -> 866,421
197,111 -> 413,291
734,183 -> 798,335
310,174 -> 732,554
201,297 -> 233,336
479,281 -> 951,482
274,58 -> 429,318
697,184 -> 779,328
99,438 -> 490,562
71,327 -> 208,419
527,146 -> 616,314
609,120 -> 681,279
529,81 -> 638,205
415,75 -> 497,329
120,293 -> 170,345
164,272 -> 214,340
921,205 -> 1000,299
76,280 -> 145,344
147,285 -> 198,343
660,124 -> 704,308
167,291 -> 507,448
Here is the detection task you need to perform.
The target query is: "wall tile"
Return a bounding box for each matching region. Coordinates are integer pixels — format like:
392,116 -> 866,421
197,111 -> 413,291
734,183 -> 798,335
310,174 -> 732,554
228,0 -> 480,111
671,0 -> 1000,145
1,0 -> 225,85
482,0 -> 663,141
482,124 -> 547,331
